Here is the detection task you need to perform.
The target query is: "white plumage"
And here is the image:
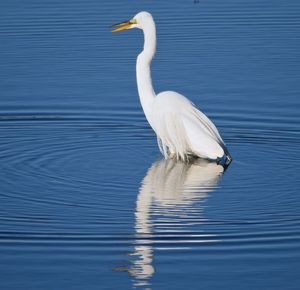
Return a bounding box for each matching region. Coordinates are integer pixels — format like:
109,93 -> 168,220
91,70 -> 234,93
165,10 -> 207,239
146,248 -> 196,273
153,91 -> 225,161
112,11 -> 231,164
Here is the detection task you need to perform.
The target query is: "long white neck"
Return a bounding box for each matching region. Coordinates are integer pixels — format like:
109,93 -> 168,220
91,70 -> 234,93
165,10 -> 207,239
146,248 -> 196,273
136,20 -> 156,129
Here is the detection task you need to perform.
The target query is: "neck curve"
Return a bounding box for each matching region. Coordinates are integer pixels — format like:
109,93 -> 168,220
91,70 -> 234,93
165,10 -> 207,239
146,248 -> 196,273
136,20 -> 157,129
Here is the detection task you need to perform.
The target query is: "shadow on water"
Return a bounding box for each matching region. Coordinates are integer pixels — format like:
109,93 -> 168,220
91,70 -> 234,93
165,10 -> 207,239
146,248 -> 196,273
115,158 -> 225,288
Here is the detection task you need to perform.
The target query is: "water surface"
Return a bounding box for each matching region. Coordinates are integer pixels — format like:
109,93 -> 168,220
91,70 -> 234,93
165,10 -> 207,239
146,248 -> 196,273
1,0 -> 300,289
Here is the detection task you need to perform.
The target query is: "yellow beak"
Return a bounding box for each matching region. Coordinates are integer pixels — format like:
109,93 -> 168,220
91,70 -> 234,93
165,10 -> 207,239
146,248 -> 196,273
111,19 -> 136,32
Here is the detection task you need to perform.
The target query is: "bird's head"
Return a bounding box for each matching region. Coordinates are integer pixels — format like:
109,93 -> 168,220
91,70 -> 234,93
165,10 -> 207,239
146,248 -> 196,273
111,11 -> 153,32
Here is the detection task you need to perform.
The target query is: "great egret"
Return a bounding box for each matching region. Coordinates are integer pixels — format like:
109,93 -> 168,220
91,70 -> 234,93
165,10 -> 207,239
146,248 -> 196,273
112,11 -> 232,165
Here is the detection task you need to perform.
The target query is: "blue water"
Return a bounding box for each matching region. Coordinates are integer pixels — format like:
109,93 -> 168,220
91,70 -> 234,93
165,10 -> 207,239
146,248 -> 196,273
1,1 -> 300,289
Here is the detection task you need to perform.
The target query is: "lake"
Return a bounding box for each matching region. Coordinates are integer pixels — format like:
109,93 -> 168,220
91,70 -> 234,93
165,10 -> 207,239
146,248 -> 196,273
1,0 -> 300,289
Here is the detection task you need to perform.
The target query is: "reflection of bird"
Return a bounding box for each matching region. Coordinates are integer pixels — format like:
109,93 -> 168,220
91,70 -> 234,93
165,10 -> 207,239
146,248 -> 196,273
139,158 -> 224,207
129,158 -> 224,287
112,11 -> 232,164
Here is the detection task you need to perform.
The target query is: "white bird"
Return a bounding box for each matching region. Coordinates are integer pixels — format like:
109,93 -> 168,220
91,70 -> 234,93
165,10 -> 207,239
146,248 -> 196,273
112,11 -> 232,165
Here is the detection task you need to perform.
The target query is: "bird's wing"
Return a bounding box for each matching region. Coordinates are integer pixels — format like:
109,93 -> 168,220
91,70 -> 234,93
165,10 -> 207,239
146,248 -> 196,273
189,106 -> 232,160
181,113 -> 224,159
153,91 -> 225,160
190,105 -> 224,144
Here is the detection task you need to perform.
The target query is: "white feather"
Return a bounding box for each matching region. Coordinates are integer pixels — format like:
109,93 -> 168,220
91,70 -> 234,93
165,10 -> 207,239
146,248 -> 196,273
152,91 -> 225,160
118,11 -> 231,162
